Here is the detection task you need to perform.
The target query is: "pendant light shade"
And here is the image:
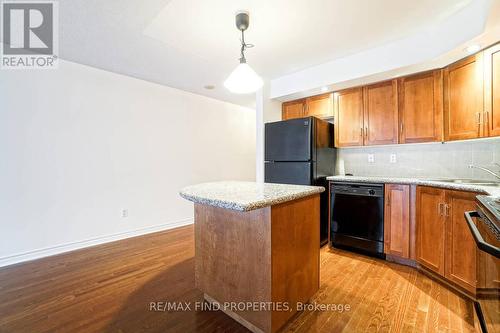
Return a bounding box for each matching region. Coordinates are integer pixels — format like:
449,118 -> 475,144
224,11 -> 263,94
224,62 -> 263,94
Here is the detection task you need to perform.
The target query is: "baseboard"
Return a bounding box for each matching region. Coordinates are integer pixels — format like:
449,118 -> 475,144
0,218 -> 194,268
385,254 -> 417,268
418,265 -> 476,301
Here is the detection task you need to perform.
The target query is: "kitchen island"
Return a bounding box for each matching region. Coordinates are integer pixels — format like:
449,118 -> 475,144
180,181 -> 324,333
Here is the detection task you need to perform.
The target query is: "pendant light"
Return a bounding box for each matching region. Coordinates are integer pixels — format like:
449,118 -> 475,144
223,11 -> 263,94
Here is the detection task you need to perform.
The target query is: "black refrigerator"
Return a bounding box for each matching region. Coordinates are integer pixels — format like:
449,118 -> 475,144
264,117 -> 336,245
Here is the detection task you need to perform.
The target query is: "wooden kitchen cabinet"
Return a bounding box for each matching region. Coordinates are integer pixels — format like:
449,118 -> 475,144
398,70 -> 443,143
283,42 -> 500,146
484,43 -> 500,137
334,87 -> 364,147
305,93 -> 333,118
363,80 -> 399,145
444,190 -> 477,293
282,99 -> 305,120
444,53 -> 484,141
416,186 -> 478,294
282,94 -> 333,120
384,184 -> 410,258
416,186 -> 446,275
334,81 -> 398,147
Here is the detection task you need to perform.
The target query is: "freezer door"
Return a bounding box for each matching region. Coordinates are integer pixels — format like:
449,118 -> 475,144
265,117 -> 312,162
264,162 -> 313,185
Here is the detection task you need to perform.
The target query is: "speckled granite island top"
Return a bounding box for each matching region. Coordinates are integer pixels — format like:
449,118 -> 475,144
326,175 -> 500,197
179,181 -> 325,211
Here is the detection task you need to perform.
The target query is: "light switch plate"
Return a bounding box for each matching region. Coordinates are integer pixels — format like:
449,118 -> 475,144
390,154 -> 397,163
368,154 -> 375,163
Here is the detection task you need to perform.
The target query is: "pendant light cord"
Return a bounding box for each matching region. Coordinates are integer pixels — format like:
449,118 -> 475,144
239,30 -> 254,64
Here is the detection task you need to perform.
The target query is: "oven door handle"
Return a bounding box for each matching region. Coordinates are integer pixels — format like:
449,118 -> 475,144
464,211 -> 500,259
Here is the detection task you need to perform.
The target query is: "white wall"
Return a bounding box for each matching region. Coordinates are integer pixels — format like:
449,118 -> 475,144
0,60 -> 256,266
255,83 -> 282,182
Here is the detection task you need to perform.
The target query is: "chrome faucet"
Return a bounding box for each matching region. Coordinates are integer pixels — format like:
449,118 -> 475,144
468,165 -> 500,180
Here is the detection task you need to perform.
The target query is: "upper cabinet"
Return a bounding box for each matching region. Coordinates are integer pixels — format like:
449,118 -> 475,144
363,80 -> 399,146
334,88 -> 364,147
484,43 -> 500,137
334,81 -> 398,147
306,93 -> 334,118
281,42 -> 500,146
282,99 -> 306,120
398,70 -> 443,143
282,94 -> 333,121
444,53 -> 484,141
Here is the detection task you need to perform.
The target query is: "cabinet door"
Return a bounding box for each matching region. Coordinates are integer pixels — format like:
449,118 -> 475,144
484,43 -> 500,137
306,93 -> 333,118
334,88 -> 364,147
282,100 -> 305,120
444,190 -> 477,294
416,186 -> 445,275
398,70 -> 443,143
384,184 -> 410,258
444,53 -> 484,140
363,80 -> 399,145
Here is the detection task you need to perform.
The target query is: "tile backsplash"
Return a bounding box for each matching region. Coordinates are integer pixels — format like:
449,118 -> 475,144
336,138 -> 500,181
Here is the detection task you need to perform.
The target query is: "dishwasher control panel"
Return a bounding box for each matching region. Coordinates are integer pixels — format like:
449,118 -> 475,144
330,182 -> 384,197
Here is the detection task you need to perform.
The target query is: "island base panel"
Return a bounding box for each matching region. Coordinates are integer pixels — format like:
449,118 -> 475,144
194,194 -> 320,333
203,293 -> 266,333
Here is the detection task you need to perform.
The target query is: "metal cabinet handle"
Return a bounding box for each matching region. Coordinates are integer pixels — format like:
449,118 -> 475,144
444,204 -> 450,217
464,211 -> 500,258
484,111 -> 489,135
438,203 -> 444,216
400,122 -> 404,135
476,112 -> 482,125
365,127 -> 368,140
360,127 -> 363,137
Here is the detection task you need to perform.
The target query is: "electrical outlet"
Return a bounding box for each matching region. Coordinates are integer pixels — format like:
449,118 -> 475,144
368,154 -> 375,163
390,154 -> 397,163
121,209 -> 128,218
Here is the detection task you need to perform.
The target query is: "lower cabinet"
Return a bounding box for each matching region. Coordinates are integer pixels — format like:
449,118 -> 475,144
282,94 -> 333,120
416,186 -> 477,294
384,184 -> 410,258
444,190 -> 477,293
416,186 -> 446,275
306,93 -> 333,118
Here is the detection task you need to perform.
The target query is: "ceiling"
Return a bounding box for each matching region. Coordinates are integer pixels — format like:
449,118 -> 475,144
24,0 -> 497,106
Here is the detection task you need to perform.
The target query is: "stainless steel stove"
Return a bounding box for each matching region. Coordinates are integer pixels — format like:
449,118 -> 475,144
465,196 -> 500,333
477,195 -> 500,222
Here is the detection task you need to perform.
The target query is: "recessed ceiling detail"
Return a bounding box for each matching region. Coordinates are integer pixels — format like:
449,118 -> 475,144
40,0 -> 498,106
144,0 -> 474,79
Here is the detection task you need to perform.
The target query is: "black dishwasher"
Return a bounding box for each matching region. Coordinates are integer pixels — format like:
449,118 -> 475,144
330,182 -> 385,258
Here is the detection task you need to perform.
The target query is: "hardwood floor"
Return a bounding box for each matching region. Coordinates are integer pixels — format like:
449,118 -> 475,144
0,225 -> 477,333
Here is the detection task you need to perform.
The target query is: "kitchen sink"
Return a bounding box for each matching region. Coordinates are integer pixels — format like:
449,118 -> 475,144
427,179 -> 500,187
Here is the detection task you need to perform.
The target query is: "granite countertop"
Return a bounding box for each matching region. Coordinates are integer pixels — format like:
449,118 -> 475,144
179,181 -> 325,212
326,175 -> 500,197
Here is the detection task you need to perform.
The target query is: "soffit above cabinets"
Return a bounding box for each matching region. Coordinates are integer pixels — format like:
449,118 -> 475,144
271,0 -> 499,101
